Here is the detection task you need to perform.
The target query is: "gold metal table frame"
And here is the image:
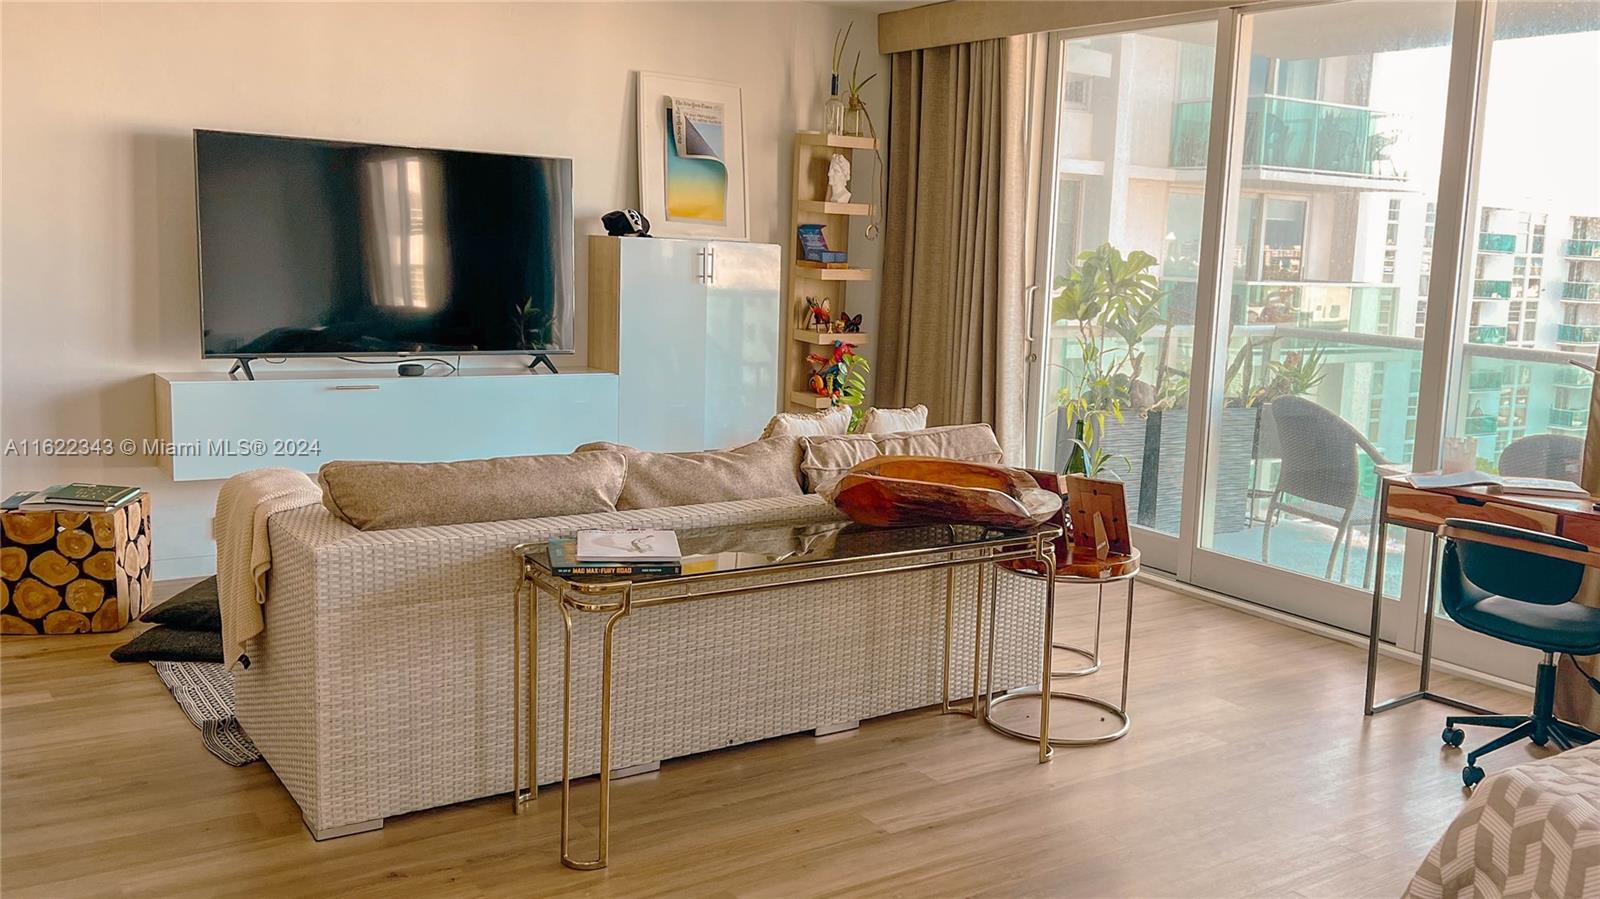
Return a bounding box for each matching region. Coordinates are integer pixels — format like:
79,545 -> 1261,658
511,525 -> 1061,870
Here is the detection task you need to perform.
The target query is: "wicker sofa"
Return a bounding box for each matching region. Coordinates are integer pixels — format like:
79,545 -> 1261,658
233,433 -> 1048,840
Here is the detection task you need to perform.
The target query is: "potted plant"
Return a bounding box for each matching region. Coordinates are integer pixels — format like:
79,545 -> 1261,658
1052,243 -> 1328,533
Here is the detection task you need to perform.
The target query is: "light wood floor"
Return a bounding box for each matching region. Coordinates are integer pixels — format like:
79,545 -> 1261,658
1,579 -> 1535,898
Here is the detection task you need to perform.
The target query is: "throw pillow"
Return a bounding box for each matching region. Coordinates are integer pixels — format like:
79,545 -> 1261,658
319,452 -> 628,530
761,405 -> 853,439
598,438 -> 804,510
859,404 -> 929,434
110,626 -> 223,663
140,577 -> 221,631
799,434 -> 882,494
876,423 -> 1004,463
799,423 -> 1006,494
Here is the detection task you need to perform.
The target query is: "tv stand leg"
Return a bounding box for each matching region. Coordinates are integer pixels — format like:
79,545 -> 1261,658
527,354 -> 559,374
229,358 -> 257,381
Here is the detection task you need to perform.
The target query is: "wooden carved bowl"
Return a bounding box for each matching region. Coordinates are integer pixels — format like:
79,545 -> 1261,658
822,455 -> 1063,531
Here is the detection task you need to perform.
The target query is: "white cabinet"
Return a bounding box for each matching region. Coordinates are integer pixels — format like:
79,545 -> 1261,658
589,236 -> 780,452
154,370 -> 619,481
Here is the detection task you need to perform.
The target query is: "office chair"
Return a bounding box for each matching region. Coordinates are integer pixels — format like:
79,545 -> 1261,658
1436,518 -> 1600,787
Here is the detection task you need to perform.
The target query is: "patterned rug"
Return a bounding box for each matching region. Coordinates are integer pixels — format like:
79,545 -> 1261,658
151,660 -> 261,766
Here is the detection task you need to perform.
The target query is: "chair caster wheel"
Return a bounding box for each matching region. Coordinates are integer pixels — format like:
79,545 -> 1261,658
1462,765 -> 1486,788
1442,727 -> 1465,748
1532,733 -> 1549,747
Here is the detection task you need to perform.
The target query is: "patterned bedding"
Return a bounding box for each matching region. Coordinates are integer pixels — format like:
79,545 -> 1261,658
1406,745 -> 1600,898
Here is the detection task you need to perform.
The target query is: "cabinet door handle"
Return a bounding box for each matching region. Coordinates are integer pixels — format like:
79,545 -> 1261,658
707,246 -> 717,284
696,248 -> 707,283
330,384 -> 381,391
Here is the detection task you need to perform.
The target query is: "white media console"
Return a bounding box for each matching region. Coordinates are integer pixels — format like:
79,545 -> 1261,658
153,368 -> 621,482
154,237 -> 785,481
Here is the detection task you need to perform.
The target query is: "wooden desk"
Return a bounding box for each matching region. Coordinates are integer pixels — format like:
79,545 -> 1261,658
1365,475 -> 1600,716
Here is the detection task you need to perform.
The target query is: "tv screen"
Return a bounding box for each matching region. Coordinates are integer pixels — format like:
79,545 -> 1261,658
195,130 -> 574,358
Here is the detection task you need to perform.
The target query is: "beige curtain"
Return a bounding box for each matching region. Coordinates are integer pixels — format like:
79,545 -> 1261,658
877,36 -> 1037,462
1555,353 -> 1600,727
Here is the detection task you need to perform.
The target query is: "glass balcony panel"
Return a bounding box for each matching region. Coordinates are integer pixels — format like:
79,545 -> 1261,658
1558,324 -> 1600,344
1567,239 -> 1600,258
1563,283 -> 1600,300
1472,279 -> 1511,299
1170,95 -> 1407,179
1478,232 -> 1517,253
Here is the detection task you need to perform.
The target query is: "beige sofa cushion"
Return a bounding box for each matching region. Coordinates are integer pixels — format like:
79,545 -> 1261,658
859,404 -> 929,434
799,423 -> 1005,493
319,452 -> 627,530
576,438 -> 805,510
761,405 -> 853,438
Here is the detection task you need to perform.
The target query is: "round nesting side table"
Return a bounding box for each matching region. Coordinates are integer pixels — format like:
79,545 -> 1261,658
983,548 -> 1138,746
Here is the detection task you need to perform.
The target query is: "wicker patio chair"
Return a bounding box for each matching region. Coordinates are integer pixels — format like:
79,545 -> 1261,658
1497,433 -> 1583,481
1260,396 -> 1393,585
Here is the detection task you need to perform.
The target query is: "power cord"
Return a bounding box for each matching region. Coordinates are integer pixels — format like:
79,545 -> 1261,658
336,355 -> 459,376
1562,652 -> 1600,696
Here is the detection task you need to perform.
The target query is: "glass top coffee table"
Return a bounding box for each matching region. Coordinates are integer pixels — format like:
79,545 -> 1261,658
511,519 -> 1063,870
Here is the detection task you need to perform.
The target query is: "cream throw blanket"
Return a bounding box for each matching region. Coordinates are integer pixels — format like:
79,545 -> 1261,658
216,468 -> 321,670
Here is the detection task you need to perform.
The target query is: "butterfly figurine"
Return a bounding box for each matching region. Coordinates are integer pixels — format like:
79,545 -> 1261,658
842,313 -> 863,333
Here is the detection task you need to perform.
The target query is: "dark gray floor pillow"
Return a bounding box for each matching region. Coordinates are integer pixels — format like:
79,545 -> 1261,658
111,626 -> 223,663
140,576 -> 220,631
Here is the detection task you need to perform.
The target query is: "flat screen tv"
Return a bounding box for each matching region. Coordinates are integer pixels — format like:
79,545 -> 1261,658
195,130 -> 574,360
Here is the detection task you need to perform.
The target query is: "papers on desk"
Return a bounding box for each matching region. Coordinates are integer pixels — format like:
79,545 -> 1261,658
1405,471 -> 1591,500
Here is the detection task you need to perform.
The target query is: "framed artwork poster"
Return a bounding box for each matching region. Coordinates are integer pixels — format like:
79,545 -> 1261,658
635,72 -> 749,240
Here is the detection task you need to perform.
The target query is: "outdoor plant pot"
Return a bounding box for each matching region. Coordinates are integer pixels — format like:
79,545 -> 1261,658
1053,407 -> 1260,535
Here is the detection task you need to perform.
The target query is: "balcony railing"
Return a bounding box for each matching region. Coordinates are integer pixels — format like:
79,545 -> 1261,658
1464,415 -> 1499,436
1479,232 -> 1517,253
1551,408 -> 1589,429
1472,279 -> 1511,299
1170,95 -> 1406,179
1467,370 -> 1503,390
1558,324 -> 1600,344
1567,239 -> 1600,258
1469,325 -> 1508,345
1557,365 -> 1595,387
1564,283 -> 1600,301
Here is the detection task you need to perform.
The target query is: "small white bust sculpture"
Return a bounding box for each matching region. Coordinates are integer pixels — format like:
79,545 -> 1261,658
827,153 -> 852,204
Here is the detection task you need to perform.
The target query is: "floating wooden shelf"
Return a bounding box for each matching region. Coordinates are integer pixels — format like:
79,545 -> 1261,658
796,131 -> 878,151
794,265 -> 872,282
799,199 -> 871,217
792,329 -> 871,346
788,391 -> 838,409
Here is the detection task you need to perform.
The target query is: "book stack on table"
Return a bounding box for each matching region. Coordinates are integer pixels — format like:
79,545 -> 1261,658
3,483 -> 142,511
549,528 -> 682,577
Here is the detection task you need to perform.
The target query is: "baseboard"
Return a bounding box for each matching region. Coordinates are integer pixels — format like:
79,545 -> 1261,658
1137,569 -> 1535,697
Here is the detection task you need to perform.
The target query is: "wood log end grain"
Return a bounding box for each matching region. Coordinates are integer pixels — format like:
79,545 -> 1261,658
65,579 -> 105,614
0,546 -> 25,581
90,597 -> 123,632
2,512 -> 56,545
42,609 -> 90,634
83,551 -> 118,581
0,613 -> 38,635
56,528 -> 95,560
28,551 -> 80,588
12,578 -> 62,620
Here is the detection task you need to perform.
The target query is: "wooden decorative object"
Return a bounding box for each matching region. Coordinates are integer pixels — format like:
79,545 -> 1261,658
0,493 -> 151,635
1001,472 -> 1139,579
1065,475 -> 1132,558
823,455 -> 1061,530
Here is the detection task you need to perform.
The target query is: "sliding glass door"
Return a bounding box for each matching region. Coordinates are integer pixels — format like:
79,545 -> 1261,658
1031,19 -> 1223,571
1189,0 -> 1457,631
1029,0 -> 1600,679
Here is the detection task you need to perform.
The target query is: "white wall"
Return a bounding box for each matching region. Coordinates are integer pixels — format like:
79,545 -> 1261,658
1,1 -> 888,578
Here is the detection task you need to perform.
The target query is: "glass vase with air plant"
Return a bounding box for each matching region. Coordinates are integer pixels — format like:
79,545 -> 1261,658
844,53 -> 877,138
821,25 -> 850,134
